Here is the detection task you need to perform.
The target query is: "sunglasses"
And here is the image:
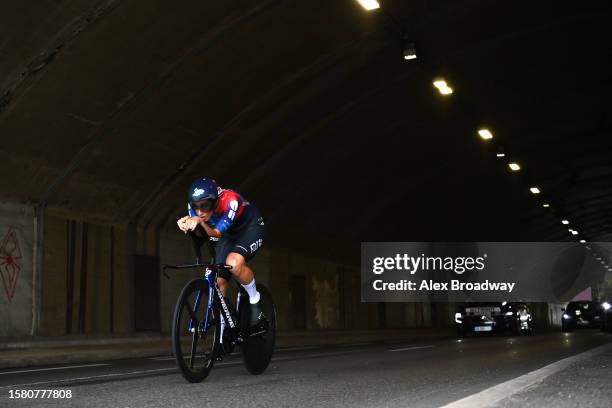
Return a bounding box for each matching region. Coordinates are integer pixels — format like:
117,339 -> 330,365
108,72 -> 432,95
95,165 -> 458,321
191,200 -> 214,212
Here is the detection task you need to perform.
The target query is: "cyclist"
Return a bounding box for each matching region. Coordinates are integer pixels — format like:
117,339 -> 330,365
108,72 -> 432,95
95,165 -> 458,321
177,178 -> 266,344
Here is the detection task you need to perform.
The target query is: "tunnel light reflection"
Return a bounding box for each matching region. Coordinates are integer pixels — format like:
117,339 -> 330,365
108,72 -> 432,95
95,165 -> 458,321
579,240 -> 586,243
356,0 -> 380,11
508,162 -> 520,171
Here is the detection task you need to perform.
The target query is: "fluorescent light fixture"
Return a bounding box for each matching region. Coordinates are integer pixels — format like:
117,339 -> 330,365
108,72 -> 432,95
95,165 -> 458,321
579,239 -> 586,243
561,220 -> 569,225
529,187 -> 541,194
403,42 -> 417,60
508,162 -> 520,171
478,129 -> 493,140
433,79 -> 453,95
496,153 -> 505,157
542,203 -> 550,208
433,80 -> 447,88
356,0 -> 380,10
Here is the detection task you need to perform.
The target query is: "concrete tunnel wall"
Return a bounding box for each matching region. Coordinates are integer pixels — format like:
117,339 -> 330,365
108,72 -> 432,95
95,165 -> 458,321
0,202 -> 34,337
1,202 -> 569,338
1,205 -> 435,338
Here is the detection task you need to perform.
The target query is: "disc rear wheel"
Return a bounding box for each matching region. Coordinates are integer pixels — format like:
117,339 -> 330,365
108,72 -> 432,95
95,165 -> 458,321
240,284 -> 277,375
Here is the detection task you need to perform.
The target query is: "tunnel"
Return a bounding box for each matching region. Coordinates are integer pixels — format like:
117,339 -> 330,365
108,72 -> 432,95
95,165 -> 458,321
1,1 -> 611,407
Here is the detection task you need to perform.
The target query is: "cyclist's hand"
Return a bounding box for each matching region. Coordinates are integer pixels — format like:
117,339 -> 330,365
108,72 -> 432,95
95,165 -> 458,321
184,217 -> 200,231
177,216 -> 191,233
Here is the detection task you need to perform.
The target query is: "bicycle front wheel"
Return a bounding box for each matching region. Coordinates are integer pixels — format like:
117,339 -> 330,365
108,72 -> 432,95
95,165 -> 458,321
172,278 -> 220,383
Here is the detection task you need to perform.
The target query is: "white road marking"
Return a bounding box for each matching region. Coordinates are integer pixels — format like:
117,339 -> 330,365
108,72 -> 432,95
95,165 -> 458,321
440,342 -> 612,408
389,345 -> 434,352
337,342 -> 375,348
0,363 -> 108,376
149,346 -> 320,361
276,346 -> 319,352
0,349 -> 362,389
0,367 -> 175,389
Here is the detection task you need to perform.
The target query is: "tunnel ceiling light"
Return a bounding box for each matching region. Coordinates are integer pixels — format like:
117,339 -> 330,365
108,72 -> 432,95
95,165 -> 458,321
496,152 -> 505,157
508,162 -> 521,171
478,129 -> 493,140
542,203 -> 550,208
403,42 -> 417,60
561,220 -> 569,225
529,187 -> 541,194
579,239 -> 586,243
433,80 -> 447,88
433,79 -> 453,95
356,0 -> 380,10
571,230 -> 579,235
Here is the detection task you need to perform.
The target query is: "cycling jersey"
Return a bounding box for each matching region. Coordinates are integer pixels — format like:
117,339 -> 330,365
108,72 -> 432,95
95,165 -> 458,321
188,189 -> 253,234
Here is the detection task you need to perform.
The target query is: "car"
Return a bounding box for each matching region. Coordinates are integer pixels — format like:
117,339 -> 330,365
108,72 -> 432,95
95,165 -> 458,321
602,301 -> 612,333
455,302 -> 532,338
561,301 -> 604,332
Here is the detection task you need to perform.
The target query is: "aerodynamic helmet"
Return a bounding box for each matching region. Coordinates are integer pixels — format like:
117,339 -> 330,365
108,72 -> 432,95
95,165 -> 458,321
187,178 -> 220,210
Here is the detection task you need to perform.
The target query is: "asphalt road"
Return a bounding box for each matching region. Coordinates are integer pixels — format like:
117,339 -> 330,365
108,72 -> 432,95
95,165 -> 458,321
0,331 -> 610,408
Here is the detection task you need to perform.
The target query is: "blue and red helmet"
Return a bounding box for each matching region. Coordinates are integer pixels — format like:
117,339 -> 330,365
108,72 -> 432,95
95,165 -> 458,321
188,178 -> 220,210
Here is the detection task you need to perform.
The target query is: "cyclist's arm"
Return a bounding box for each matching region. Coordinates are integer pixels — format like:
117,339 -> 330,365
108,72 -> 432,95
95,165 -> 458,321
200,221 -> 222,239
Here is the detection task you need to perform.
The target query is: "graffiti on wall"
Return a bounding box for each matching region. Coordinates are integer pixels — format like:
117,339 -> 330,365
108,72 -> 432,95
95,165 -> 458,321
0,225 -> 22,303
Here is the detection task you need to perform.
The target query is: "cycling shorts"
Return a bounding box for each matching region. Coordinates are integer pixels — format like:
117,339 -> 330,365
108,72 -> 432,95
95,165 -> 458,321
214,207 -> 265,281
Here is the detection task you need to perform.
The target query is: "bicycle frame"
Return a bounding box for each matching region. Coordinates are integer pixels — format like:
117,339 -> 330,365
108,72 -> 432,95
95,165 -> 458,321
163,262 -> 242,342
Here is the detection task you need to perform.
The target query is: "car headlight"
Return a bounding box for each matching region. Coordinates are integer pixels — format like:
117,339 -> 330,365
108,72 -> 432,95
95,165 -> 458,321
563,313 -> 571,319
455,313 -> 462,324
603,302 -> 611,311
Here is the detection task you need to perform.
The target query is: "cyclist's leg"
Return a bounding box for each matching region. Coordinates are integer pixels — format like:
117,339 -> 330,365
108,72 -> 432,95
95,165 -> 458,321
214,237 -> 234,297
225,217 -> 265,288
225,215 -> 265,326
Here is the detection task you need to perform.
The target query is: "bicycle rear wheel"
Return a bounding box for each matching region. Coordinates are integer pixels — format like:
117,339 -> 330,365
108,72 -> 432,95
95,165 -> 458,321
172,278 -> 220,383
240,284 -> 277,374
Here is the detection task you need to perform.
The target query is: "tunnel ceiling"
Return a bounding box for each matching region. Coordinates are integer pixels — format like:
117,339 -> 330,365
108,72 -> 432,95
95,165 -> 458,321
1,0 -> 611,261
